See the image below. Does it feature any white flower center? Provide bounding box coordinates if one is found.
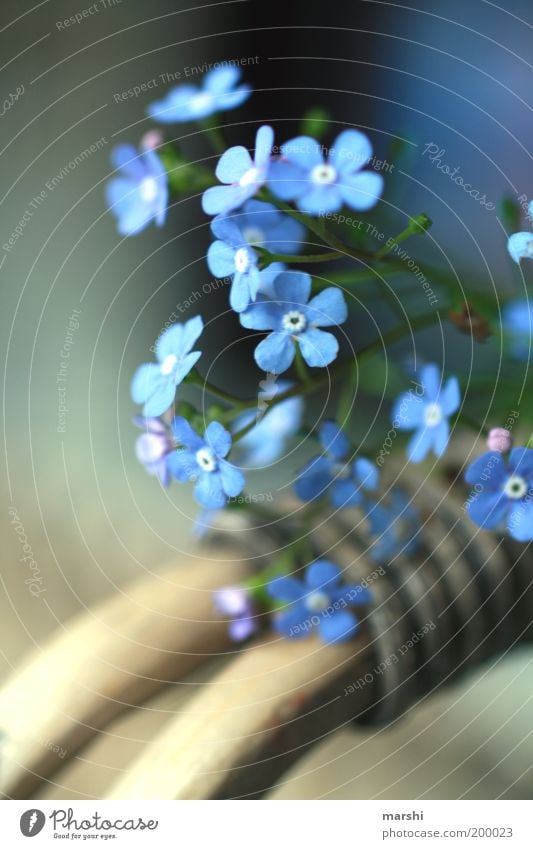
[310,163,337,185]
[190,91,212,112]
[305,591,330,613]
[243,226,265,246]
[234,246,253,274]
[282,310,307,334]
[139,176,159,203]
[239,166,260,188]
[504,474,528,500]
[160,353,178,375]
[332,461,351,479]
[424,402,443,427]
[195,447,217,473]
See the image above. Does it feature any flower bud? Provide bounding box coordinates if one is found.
[487,427,512,453]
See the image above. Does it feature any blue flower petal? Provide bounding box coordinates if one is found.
[216,144,253,184]
[213,86,251,110]
[432,420,450,457]
[254,125,274,169]
[273,604,310,639]
[306,287,348,326]
[298,327,339,367]
[508,447,533,479]
[131,363,162,404]
[391,391,425,429]
[419,363,441,401]
[255,332,295,373]
[204,66,241,94]
[210,215,243,246]
[194,471,226,508]
[268,159,308,201]
[218,460,245,497]
[319,610,359,643]
[331,478,362,508]
[507,500,533,541]
[202,184,244,215]
[338,171,383,211]
[464,451,505,487]
[230,271,252,313]
[155,316,203,361]
[167,449,198,481]
[297,185,343,216]
[207,240,236,277]
[205,421,232,458]
[294,455,332,502]
[273,270,311,305]
[508,231,533,264]
[239,299,283,330]
[467,490,508,529]
[330,129,372,173]
[282,135,324,170]
[320,420,350,459]
[141,378,176,417]
[406,426,436,463]
[439,376,460,416]
[110,144,144,179]
[305,560,341,590]
[266,214,306,254]
[353,457,379,490]
[268,575,303,603]
[171,416,204,450]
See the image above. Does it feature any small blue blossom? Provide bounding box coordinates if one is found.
[202,125,274,216]
[207,213,287,312]
[294,420,379,507]
[146,67,251,123]
[133,416,174,486]
[131,317,203,417]
[213,585,258,641]
[502,299,532,360]
[507,201,533,263]
[465,447,533,542]
[268,129,383,215]
[106,144,168,236]
[232,200,306,254]
[232,380,303,467]
[167,417,245,508]
[268,560,372,644]
[391,363,460,463]
[240,271,347,373]
[366,489,420,563]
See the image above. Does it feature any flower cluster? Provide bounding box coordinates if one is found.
[108,69,533,648]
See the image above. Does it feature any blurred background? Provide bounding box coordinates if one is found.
[1,0,532,798]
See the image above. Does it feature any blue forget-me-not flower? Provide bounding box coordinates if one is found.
[106,144,168,236]
[131,317,203,417]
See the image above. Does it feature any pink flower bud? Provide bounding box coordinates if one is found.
[140,130,163,151]
[487,427,512,453]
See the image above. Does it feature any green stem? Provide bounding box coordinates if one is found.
[257,247,345,268]
[374,213,432,259]
[199,118,226,155]
[187,370,245,407]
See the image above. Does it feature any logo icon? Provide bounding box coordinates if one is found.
[20,810,46,837]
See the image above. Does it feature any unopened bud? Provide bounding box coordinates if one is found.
[487,427,512,453]
[141,130,163,151]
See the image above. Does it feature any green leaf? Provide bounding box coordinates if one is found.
[300,107,331,140]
